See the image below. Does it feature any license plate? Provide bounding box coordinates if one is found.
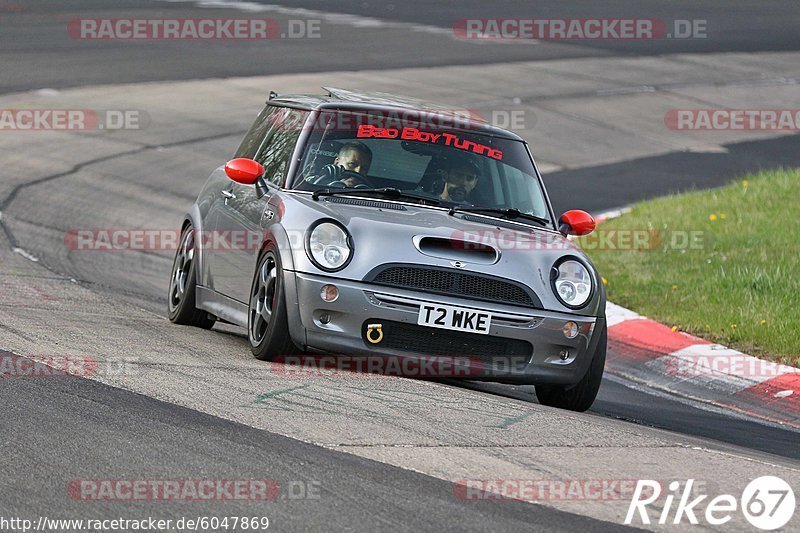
[417,303,492,334]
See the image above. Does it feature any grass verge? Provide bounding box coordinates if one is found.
[578,168,800,366]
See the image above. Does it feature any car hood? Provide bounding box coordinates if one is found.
[279,192,602,315]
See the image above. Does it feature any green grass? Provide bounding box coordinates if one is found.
[578,168,800,366]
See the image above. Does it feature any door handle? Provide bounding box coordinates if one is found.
[221,190,236,200]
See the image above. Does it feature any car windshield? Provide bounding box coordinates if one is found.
[292,109,551,223]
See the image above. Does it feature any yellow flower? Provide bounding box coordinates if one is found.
[741,179,749,187]
[671,284,678,290]
[709,214,718,221]
[671,325,678,332]
[730,324,737,329]
[601,277,607,285]
[760,319,766,326]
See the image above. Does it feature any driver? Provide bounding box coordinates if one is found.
[439,158,480,203]
[317,141,373,187]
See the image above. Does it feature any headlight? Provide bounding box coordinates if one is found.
[307,221,352,272]
[552,259,593,308]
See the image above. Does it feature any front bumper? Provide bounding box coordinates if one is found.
[287,271,604,385]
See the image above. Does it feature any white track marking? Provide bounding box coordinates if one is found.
[606,302,643,327]
[12,247,39,262]
[157,0,452,35]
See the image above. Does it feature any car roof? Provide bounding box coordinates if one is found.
[267,87,525,141]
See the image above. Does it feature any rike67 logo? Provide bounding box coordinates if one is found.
[625,477,795,530]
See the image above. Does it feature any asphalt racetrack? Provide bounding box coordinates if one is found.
[1,1,799,531]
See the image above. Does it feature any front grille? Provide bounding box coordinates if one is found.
[367,265,538,307]
[363,320,532,363]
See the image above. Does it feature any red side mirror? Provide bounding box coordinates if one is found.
[224,158,265,185]
[559,210,596,236]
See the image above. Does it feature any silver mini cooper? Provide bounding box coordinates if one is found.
[168,88,606,411]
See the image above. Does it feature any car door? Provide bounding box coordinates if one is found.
[206,105,307,303]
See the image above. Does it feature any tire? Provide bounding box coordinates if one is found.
[167,224,215,329]
[248,247,298,361]
[535,324,606,412]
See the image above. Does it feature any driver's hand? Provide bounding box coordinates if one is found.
[320,164,346,183]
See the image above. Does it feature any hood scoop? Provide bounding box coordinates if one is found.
[414,236,499,265]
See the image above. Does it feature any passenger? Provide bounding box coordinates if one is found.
[438,158,480,202]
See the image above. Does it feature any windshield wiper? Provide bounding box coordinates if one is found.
[448,206,551,227]
[312,187,442,205]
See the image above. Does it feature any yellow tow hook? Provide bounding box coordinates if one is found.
[366,323,383,344]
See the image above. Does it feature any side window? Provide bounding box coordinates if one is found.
[234,106,309,187]
[234,106,275,159]
[255,108,308,186]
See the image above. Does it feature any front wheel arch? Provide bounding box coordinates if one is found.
[167,222,215,329]
[248,244,299,361]
[535,323,607,412]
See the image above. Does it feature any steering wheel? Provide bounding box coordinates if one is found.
[342,170,375,188]
[315,169,375,188]
[329,180,373,189]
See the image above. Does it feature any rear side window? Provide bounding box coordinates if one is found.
[234,105,308,187]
